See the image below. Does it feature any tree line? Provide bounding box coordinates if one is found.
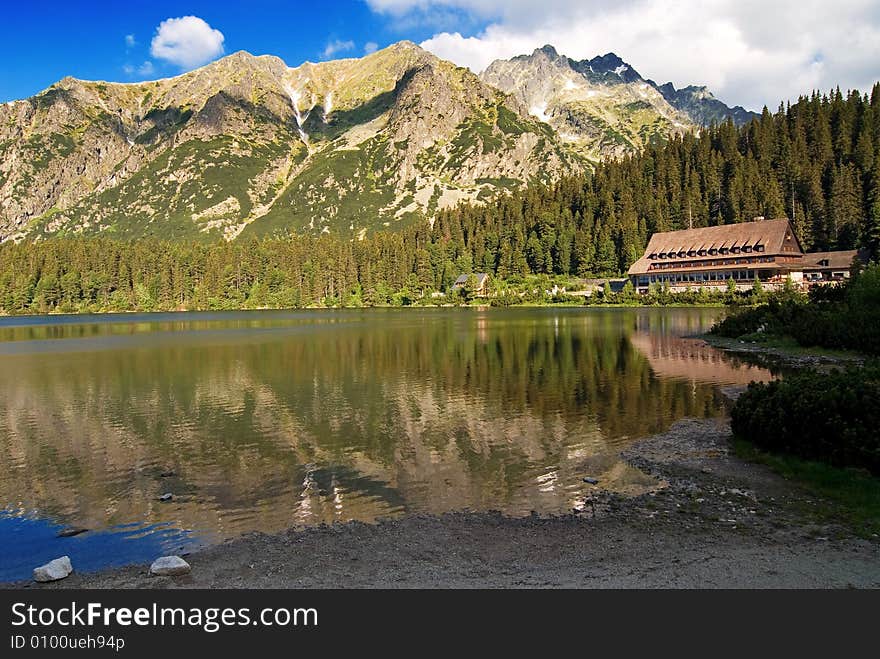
[1,84,879,314]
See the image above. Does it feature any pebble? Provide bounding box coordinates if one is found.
[34,556,73,582]
[149,556,191,576]
[158,493,173,502]
[583,477,600,485]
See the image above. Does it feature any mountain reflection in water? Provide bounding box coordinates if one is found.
[0,308,774,576]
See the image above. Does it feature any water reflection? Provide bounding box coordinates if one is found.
[0,511,196,582]
[0,308,774,578]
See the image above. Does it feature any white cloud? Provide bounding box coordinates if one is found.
[367,0,880,110]
[364,41,379,55]
[122,60,156,78]
[150,16,225,69]
[138,61,155,76]
[125,34,137,48]
[322,39,356,59]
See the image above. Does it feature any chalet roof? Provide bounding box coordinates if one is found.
[801,250,858,271]
[452,273,490,286]
[628,219,800,276]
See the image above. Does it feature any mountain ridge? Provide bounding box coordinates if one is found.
[480,45,757,159]
[0,41,758,244]
[0,42,580,242]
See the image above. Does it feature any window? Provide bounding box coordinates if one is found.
[719,247,729,255]
[731,246,740,254]
[709,248,718,255]
[659,253,667,259]
[687,250,696,257]
[698,249,707,256]
[743,245,752,253]
[755,245,765,253]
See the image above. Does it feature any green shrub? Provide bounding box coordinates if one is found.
[730,363,880,474]
[711,264,880,355]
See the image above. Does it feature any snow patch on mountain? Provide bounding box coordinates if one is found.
[323,92,334,123]
[529,101,551,123]
[284,83,314,149]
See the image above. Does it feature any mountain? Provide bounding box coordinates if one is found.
[0,42,579,243]
[573,48,757,126]
[652,82,757,127]
[480,46,757,159]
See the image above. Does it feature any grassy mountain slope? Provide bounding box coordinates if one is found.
[0,42,580,242]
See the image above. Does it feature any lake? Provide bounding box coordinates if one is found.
[0,308,774,581]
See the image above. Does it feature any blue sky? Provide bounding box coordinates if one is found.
[2,1,878,109]
[0,0,474,102]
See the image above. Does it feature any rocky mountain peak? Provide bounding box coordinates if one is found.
[482,44,757,155]
[0,40,580,243]
[481,47,691,160]
[535,44,560,58]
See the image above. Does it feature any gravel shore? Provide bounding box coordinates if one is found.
[8,415,879,589]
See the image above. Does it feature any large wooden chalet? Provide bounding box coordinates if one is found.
[627,218,862,294]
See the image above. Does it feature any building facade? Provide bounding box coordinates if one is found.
[627,218,860,294]
[451,273,490,296]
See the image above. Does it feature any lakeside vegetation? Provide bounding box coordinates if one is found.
[731,364,880,475]
[0,233,781,315]
[732,438,880,537]
[731,364,880,536]
[720,266,879,533]
[711,264,880,354]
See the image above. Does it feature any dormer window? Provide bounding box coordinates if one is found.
[755,245,765,253]
[698,249,707,256]
[719,247,729,255]
[678,250,686,258]
[659,252,667,259]
[743,246,752,253]
[648,253,657,260]
[709,248,718,255]
[731,246,740,254]
[687,250,696,257]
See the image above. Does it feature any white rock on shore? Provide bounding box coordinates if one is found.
[33,556,73,582]
[150,556,191,576]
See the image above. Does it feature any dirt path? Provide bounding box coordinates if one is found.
[8,415,878,589]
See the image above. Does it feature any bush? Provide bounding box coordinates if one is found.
[730,363,880,474]
[711,264,880,355]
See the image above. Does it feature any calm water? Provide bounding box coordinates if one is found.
[0,308,773,581]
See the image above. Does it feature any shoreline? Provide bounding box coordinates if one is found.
[0,303,727,319]
[699,333,867,368]
[6,415,878,589]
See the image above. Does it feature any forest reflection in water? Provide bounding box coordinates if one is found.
[0,308,773,576]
